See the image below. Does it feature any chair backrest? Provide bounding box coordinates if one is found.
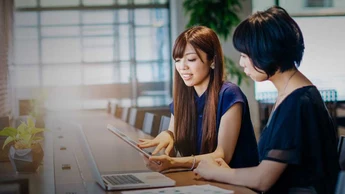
[142,112,155,135]
[338,135,345,170]
[128,108,138,126]
[110,103,117,116]
[158,115,171,134]
[120,107,129,122]
[335,171,345,194]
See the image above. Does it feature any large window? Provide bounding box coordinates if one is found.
[12,0,172,110]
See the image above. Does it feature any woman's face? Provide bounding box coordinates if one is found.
[239,53,267,82]
[175,43,211,95]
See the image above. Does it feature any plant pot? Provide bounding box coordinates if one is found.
[8,143,44,173]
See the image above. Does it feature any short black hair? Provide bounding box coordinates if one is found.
[233,6,305,77]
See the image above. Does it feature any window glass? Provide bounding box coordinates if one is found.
[41,11,79,25]
[13,2,171,108]
[42,38,81,64]
[12,66,40,87]
[82,11,114,24]
[83,64,117,85]
[82,25,113,36]
[83,0,113,6]
[40,0,79,7]
[119,62,131,83]
[15,12,37,26]
[42,65,82,86]
[15,0,37,8]
[42,26,80,37]
[119,25,130,60]
[14,40,39,65]
[117,9,129,23]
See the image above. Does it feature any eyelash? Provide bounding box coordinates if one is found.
[174,58,196,63]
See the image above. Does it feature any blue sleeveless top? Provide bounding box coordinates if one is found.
[170,82,258,168]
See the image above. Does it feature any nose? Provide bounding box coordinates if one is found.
[178,58,188,70]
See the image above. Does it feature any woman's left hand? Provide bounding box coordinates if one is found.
[141,154,174,172]
[193,157,230,180]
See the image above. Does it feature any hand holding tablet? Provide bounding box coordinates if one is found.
[107,124,153,158]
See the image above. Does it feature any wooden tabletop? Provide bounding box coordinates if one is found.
[0,110,256,194]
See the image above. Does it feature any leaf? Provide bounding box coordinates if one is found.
[17,122,27,134]
[31,128,45,135]
[2,136,14,149]
[0,127,17,138]
[32,136,43,141]
[21,134,32,144]
[27,117,35,128]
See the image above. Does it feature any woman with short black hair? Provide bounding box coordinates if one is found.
[194,6,340,194]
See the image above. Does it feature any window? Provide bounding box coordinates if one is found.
[13,0,172,109]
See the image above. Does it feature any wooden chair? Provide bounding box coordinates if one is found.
[142,112,156,135]
[338,135,345,170]
[158,115,171,134]
[110,103,118,116]
[120,107,129,122]
[128,108,138,127]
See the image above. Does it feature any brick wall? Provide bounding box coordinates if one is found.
[0,0,13,117]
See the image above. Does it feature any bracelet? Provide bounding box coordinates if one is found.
[190,155,196,170]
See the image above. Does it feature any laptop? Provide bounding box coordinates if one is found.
[78,126,176,191]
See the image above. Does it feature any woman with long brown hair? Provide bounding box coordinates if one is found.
[138,26,258,172]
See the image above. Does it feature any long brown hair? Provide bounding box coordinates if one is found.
[172,26,225,156]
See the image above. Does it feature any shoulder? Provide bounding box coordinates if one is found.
[217,82,247,115]
[283,85,321,110]
[220,82,245,99]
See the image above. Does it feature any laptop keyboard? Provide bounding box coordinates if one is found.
[103,174,144,185]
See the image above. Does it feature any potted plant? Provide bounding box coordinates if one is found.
[0,117,45,173]
[183,0,248,85]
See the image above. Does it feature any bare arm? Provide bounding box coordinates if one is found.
[149,103,243,170]
[194,159,287,192]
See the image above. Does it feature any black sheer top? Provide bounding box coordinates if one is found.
[258,86,339,194]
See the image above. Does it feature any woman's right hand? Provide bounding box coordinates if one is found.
[137,131,174,155]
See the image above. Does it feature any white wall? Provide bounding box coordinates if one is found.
[170,0,260,137]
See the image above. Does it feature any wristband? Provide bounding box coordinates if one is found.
[190,155,196,170]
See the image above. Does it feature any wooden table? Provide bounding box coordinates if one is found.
[0,110,256,194]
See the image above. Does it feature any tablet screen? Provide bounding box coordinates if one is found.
[107,124,152,158]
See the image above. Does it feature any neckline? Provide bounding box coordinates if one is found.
[194,88,206,99]
[268,85,315,121]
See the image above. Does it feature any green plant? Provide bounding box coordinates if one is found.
[183,0,248,85]
[0,117,45,149]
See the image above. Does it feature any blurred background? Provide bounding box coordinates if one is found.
[1,0,345,139]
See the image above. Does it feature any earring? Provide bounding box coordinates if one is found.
[210,63,215,69]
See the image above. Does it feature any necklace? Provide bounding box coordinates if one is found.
[278,70,298,98]
[273,70,298,111]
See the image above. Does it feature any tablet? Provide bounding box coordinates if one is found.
[107,124,152,158]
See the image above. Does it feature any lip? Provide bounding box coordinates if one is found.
[180,73,192,80]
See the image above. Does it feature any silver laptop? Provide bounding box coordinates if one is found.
[78,127,176,191]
